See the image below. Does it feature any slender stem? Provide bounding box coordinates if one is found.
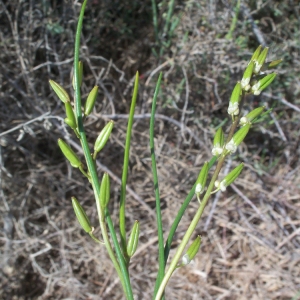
[151,0,158,44]
[150,73,165,299]
[73,1,133,299]
[163,156,217,262]
[120,72,139,257]
[155,103,244,299]
[155,155,226,300]
[154,156,217,296]
[106,209,133,298]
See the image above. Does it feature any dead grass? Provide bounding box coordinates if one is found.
[0,0,300,299]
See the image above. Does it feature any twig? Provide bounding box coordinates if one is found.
[275,227,300,251]
[269,111,287,142]
[0,112,51,137]
[180,66,190,141]
[264,93,300,113]
[145,58,174,86]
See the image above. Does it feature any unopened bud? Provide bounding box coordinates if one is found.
[250,45,262,63]
[215,163,244,192]
[251,73,277,95]
[84,86,98,116]
[72,197,92,233]
[64,102,77,129]
[254,47,269,74]
[49,80,70,103]
[241,61,254,91]
[94,121,114,155]
[99,173,110,209]
[195,162,208,197]
[58,139,82,168]
[228,82,242,116]
[225,124,251,154]
[239,106,265,126]
[127,220,140,258]
[182,236,202,266]
[212,127,224,156]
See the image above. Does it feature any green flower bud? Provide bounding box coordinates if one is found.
[195,162,208,197]
[267,59,282,69]
[64,102,77,129]
[228,82,242,116]
[72,197,93,233]
[84,86,99,116]
[182,236,201,266]
[239,106,265,126]
[72,61,83,90]
[250,45,262,62]
[241,61,254,91]
[212,127,225,156]
[127,220,140,258]
[49,80,70,103]
[94,121,114,155]
[58,138,82,168]
[99,173,110,209]
[64,118,76,129]
[254,47,269,74]
[261,59,283,72]
[251,73,277,95]
[225,124,251,154]
[215,163,244,192]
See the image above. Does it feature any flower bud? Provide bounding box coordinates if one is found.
[254,47,269,74]
[49,80,70,103]
[228,82,242,116]
[182,236,201,266]
[239,106,265,126]
[195,162,208,197]
[241,61,254,91]
[72,61,83,90]
[94,121,114,155]
[215,163,244,192]
[64,102,77,129]
[99,173,110,209]
[250,45,262,63]
[58,139,82,168]
[127,220,140,258]
[251,73,277,95]
[72,197,93,233]
[225,124,251,154]
[84,86,99,116]
[261,59,283,72]
[212,127,225,156]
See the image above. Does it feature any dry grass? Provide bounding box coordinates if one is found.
[0,0,300,299]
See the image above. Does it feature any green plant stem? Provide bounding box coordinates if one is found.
[153,156,217,297]
[73,1,133,299]
[105,209,133,297]
[155,108,243,299]
[150,73,165,299]
[151,0,158,44]
[155,155,226,300]
[163,156,217,262]
[120,72,139,258]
